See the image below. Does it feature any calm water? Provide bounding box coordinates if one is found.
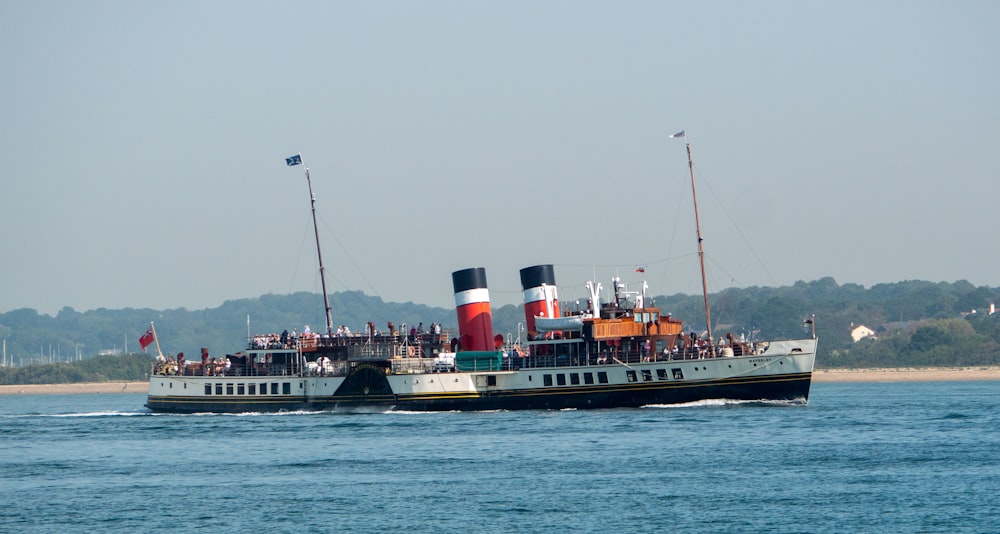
[1,382,998,533]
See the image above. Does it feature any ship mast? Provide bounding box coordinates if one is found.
[291,156,334,336]
[674,131,715,356]
[307,167,335,336]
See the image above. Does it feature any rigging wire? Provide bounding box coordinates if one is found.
[689,159,777,288]
[287,210,383,326]
[286,214,312,295]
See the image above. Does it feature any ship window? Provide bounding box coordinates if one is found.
[216,384,223,395]
[570,373,580,385]
[597,372,609,384]
[487,375,497,387]
[260,384,267,395]
[557,374,566,386]
[672,368,684,380]
[204,384,212,395]
[584,372,594,385]
[656,369,667,380]
[626,370,637,382]
[641,370,652,382]
[169,382,173,389]
[299,382,304,389]
[226,384,234,395]
[270,382,279,395]
[543,375,553,386]
[237,384,245,395]
[282,382,291,394]
[248,384,256,395]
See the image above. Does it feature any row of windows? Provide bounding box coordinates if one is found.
[540,368,685,387]
[542,371,609,387]
[626,368,685,382]
[204,382,295,396]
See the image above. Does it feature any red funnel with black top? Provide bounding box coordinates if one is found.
[452,267,495,352]
[519,264,560,335]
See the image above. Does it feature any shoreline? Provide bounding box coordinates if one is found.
[1,367,999,395]
[812,366,1000,383]
[0,381,149,396]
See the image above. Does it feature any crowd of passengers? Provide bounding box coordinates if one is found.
[521,331,761,368]
[641,332,759,360]
[153,350,236,376]
[250,321,446,349]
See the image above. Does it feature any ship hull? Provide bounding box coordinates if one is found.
[146,339,816,414]
[145,373,811,413]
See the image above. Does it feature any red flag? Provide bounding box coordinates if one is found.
[139,327,154,351]
[635,266,646,273]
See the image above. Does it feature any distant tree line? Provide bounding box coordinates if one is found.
[652,277,1000,368]
[0,353,152,385]
[1,278,998,384]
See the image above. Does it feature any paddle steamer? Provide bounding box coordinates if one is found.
[145,138,817,413]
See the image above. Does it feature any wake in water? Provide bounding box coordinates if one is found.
[1,410,150,418]
[642,397,807,409]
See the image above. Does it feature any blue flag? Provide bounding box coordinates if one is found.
[285,154,302,166]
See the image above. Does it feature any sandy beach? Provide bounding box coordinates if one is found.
[0,382,150,396]
[1,367,998,395]
[812,366,1000,383]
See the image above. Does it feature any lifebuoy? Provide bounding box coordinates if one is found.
[406,346,415,357]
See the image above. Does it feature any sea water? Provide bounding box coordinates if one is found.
[1,381,998,533]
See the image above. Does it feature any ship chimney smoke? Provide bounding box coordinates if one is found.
[452,267,495,352]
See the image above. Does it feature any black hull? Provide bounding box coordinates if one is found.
[401,374,811,411]
[145,373,811,414]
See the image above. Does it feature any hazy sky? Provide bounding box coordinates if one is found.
[2,1,998,317]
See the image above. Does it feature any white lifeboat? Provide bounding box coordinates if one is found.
[533,315,589,333]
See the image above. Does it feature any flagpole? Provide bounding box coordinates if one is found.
[673,131,715,356]
[291,154,335,336]
[150,321,164,359]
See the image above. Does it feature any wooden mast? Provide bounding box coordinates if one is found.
[149,321,164,359]
[303,164,334,336]
[677,132,715,356]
